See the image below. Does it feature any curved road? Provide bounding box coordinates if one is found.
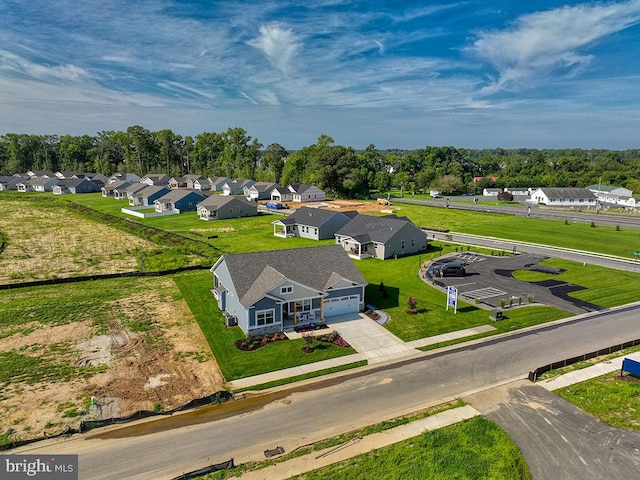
[16,304,640,479]
[392,196,640,230]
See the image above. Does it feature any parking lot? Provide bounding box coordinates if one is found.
[426,252,602,314]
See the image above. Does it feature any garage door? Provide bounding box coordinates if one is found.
[324,295,360,317]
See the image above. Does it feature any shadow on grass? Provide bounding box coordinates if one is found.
[365,284,400,308]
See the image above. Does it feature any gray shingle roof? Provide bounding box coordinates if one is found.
[216,244,367,308]
[335,214,418,244]
[538,188,596,199]
[280,207,349,227]
[198,195,254,208]
[156,189,206,203]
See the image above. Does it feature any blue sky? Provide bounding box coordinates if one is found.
[1,0,640,149]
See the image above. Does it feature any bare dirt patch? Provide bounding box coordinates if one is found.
[0,278,225,442]
[289,199,394,214]
[0,200,156,284]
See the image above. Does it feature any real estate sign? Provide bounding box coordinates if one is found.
[446,286,458,314]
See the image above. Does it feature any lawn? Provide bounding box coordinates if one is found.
[512,258,640,307]
[172,271,357,381]
[287,416,531,480]
[373,202,640,259]
[555,372,640,431]
[356,246,570,343]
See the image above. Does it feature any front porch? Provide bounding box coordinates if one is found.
[273,222,296,238]
[282,308,323,332]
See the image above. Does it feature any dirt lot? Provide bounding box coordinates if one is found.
[288,198,396,214]
[0,279,225,442]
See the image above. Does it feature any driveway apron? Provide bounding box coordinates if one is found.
[465,380,640,480]
[326,313,420,364]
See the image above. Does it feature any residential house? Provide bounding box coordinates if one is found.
[115,182,146,200]
[154,189,207,214]
[245,182,279,201]
[270,186,294,202]
[128,185,171,207]
[52,178,101,195]
[222,178,255,196]
[211,244,368,335]
[26,170,55,179]
[168,176,187,189]
[197,195,258,221]
[208,176,231,192]
[273,207,356,240]
[55,171,80,179]
[81,173,109,185]
[473,176,498,183]
[482,187,502,197]
[193,178,212,191]
[102,180,132,197]
[288,184,325,202]
[587,184,634,207]
[504,187,531,196]
[26,177,59,192]
[139,174,171,186]
[108,173,141,184]
[334,214,428,260]
[0,175,27,191]
[529,188,597,207]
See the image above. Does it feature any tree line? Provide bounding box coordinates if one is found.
[1,126,639,198]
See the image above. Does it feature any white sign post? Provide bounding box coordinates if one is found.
[446,286,458,314]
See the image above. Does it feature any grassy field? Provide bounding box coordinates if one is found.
[512,258,640,307]
[286,417,530,480]
[173,271,357,381]
[555,372,640,431]
[357,246,570,343]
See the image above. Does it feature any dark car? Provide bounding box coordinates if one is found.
[436,263,466,277]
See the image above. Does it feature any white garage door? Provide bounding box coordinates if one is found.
[324,295,360,317]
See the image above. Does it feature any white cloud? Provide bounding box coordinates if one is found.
[471,0,640,94]
[0,50,90,82]
[248,23,300,75]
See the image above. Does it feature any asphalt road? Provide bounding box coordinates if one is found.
[392,196,640,230]
[16,304,640,480]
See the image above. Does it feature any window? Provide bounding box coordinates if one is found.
[411,238,415,247]
[299,298,312,311]
[256,309,275,326]
[281,285,293,294]
[401,240,405,249]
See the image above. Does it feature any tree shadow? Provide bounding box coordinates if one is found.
[365,284,400,308]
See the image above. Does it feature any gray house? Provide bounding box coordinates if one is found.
[52,178,101,195]
[211,244,368,335]
[246,182,280,201]
[116,182,146,200]
[196,195,258,221]
[273,207,356,240]
[154,189,207,213]
[334,214,428,260]
[222,178,255,195]
[208,176,231,192]
[102,180,132,197]
[0,175,27,191]
[140,174,171,186]
[128,185,171,207]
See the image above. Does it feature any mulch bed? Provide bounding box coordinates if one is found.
[235,332,288,351]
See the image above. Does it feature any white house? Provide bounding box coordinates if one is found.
[482,188,502,197]
[587,184,634,207]
[288,184,325,202]
[529,188,597,207]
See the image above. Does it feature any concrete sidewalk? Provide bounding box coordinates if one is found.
[233,405,481,480]
[230,350,640,479]
[537,351,640,391]
[228,322,498,390]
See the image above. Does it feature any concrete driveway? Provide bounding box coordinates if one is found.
[427,252,602,314]
[325,313,420,364]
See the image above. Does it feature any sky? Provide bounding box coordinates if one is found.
[1,0,640,150]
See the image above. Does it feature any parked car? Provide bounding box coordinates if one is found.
[436,263,466,277]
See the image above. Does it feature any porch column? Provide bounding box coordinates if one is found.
[320,298,324,319]
[293,301,297,325]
